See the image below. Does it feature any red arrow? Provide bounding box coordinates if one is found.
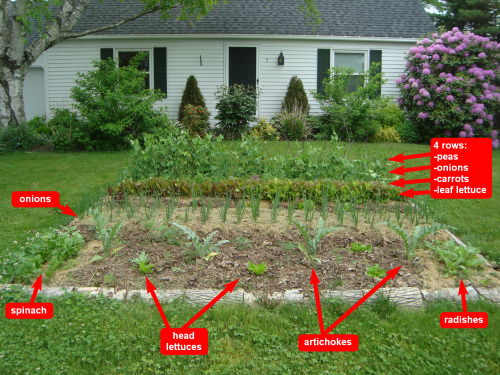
[323,266,401,335]
[390,177,431,188]
[310,269,324,333]
[399,189,431,198]
[458,279,468,313]
[57,203,78,217]
[145,277,170,328]
[389,152,431,163]
[389,165,431,176]
[30,275,42,303]
[183,279,239,328]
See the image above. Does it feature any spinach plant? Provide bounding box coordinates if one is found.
[350,242,372,252]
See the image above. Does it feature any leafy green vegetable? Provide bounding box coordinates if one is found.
[248,262,267,275]
[426,241,484,277]
[350,242,372,252]
[366,264,386,278]
[131,251,153,274]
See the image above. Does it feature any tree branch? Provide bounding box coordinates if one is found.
[26,0,166,65]
[61,5,162,40]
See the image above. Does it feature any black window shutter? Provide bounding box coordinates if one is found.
[100,48,113,60]
[369,50,382,98]
[317,49,330,95]
[154,47,167,96]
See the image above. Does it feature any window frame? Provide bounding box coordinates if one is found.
[115,48,153,89]
[332,50,369,91]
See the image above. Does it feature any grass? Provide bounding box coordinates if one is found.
[0,288,498,374]
[0,152,129,256]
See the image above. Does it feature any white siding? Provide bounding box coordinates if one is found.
[23,67,46,121]
[41,36,415,122]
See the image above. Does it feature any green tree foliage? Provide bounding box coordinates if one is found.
[434,0,500,41]
[214,85,258,140]
[282,76,310,114]
[178,75,207,122]
[314,63,388,141]
[71,53,168,150]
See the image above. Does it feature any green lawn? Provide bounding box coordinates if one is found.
[0,288,498,374]
[0,152,129,256]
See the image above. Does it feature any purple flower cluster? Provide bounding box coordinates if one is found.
[397,28,500,148]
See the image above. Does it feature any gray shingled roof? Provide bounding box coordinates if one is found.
[70,0,434,39]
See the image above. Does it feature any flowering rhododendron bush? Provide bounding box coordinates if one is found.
[397,28,499,148]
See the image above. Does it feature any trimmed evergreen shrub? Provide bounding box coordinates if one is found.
[282,76,310,114]
[372,127,401,143]
[178,75,207,123]
[397,121,421,143]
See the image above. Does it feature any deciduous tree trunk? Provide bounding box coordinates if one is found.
[0,65,27,126]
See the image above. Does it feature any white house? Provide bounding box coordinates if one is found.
[24,0,435,122]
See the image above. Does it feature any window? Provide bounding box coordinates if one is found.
[333,52,367,92]
[100,48,167,95]
[118,50,151,89]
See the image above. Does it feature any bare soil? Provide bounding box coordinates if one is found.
[49,198,500,293]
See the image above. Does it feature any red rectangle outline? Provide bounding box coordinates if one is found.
[298,334,358,352]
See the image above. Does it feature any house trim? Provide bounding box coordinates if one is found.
[80,34,421,43]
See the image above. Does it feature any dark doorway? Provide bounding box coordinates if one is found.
[229,47,257,88]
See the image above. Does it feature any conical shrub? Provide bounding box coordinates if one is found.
[178,75,206,122]
[282,76,310,114]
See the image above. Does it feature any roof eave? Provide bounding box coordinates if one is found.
[77,33,422,43]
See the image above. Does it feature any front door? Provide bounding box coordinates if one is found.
[228,47,257,88]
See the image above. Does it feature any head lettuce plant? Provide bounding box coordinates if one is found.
[397,28,499,147]
[248,262,267,275]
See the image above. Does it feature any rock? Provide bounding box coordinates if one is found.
[476,288,500,304]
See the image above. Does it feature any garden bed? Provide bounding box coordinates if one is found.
[47,197,500,293]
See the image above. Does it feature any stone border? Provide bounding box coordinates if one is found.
[1,284,498,307]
